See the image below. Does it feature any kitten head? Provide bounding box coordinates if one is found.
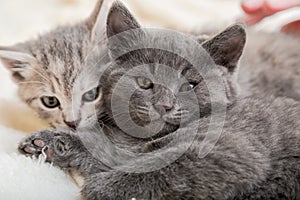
[0,0,110,129]
[102,1,246,138]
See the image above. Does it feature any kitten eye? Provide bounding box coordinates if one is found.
[41,96,60,109]
[82,86,100,102]
[136,77,153,90]
[179,82,196,92]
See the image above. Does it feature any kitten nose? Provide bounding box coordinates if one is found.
[162,103,174,111]
[64,119,81,129]
[154,103,174,114]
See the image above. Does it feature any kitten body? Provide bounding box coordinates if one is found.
[80,96,300,200]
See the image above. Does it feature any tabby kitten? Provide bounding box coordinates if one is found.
[18,2,296,199]
[0,0,110,129]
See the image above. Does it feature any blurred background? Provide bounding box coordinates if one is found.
[0,0,241,44]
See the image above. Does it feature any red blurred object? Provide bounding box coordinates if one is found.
[241,0,264,14]
[240,0,300,36]
[264,0,300,13]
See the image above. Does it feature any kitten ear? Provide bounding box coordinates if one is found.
[86,0,109,45]
[202,24,246,73]
[106,1,141,38]
[0,46,37,83]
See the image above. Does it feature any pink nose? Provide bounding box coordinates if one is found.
[64,119,81,129]
[161,103,174,111]
[154,103,174,114]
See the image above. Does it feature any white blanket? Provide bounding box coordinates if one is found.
[0,125,80,200]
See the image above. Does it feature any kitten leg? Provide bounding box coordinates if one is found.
[81,146,268,200]
[18,130,111,175]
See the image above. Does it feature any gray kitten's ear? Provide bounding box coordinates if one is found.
[106,1,140,38]
[106,1,142,61]
[202,24,246,72]
[86,0,109,44]
[0,46,36,83]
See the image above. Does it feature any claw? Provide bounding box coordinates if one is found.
[41,146,48,158]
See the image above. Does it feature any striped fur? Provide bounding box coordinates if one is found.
[0,0,110,128]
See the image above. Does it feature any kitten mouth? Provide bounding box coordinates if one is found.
[134,106,190,126]
[163,116,182,125]
[163,110,190,125]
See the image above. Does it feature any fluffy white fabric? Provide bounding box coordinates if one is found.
[0,125,80,200]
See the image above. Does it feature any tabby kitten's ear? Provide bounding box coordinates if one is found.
[86,0,109,45]
[202,24,246,73]
[106,1,141,38]
[0,46,37,83]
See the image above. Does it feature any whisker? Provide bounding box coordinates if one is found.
[137,110,149,115]
[137,105,149,112]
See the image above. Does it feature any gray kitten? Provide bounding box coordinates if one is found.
[0,0,110,129]
[18,2,300,200]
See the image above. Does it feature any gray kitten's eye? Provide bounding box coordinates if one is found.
[41,96,60,109]
[179,82,196,92]
[82,87,100,102]
[136,77,153,90]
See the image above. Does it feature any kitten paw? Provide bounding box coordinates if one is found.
[18,130,57,161]
[18,130,83,164]
[18,130,110,174]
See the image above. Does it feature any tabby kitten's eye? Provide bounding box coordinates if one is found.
[82,87,100,102]
[136,77,153,89]
[179,82,196,92]
[41,96,60,109]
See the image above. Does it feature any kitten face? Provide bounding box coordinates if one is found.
[103,51,206,134]
[7,27,108,129]
[104,46,238,136]
[101,2,246,138]
[0,0,109,129]
[129,69,198,127]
